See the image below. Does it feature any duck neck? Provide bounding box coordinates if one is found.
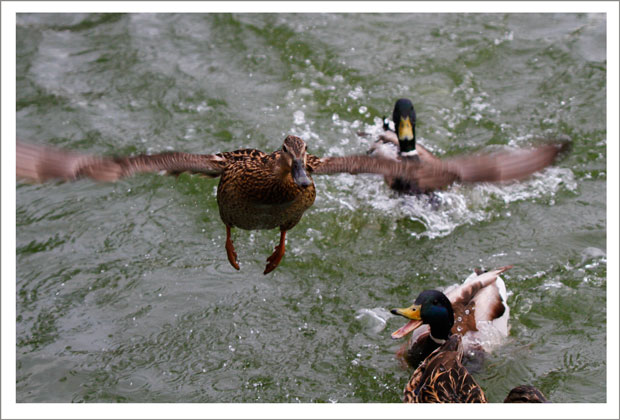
[428,322,452,343]
[427,313,453,343]
[398,126,416,155]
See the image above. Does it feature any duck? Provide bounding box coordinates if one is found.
[397,288,548,403]
[367,98,571,195]
[17,133,566,274]
[503,385,549,403]
[391,266,512,370]
[400,290,488,403]
[16,135,439,274]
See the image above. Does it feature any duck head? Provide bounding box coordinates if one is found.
[504,385,549,403]
[391,290,454,342]
[280,135,312,188]
[392,98,417,154]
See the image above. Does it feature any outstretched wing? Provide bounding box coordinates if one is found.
[16,141,227,183]
[411,141,570,191]
[306,153,421,179]
[307,139,568,192]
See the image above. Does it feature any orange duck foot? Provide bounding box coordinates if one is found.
[264,231,286,275]
[225,225,240,270]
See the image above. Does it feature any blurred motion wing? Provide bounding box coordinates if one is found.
[16,141,226,183]
[307,154,421,178]
[415,141,570,191]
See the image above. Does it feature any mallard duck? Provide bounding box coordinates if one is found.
[16,135,437,274]
[397,288,548,403]
[391,266,511,370]
[368,98,571,194]
[400,291,487,403]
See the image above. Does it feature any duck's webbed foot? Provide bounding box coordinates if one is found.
[264,230,286,275]
[225,225,240,270]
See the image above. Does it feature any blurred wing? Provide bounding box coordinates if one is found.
[16,141,226,183]
[415,143,442,164]
[421,141,569,190]
[307,154,421,179]
[377,130,399,145]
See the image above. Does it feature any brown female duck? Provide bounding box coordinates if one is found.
[17,135,565,274]
[17,135,428,274]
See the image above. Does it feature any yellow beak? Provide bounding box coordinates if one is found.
[398,116,414,141]
[391,303,421,320]
[390,304,422,339]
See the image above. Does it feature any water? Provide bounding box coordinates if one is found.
[15,13,606,403]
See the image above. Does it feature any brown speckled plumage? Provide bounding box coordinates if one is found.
[403,335,487,403]
[215,148,316,231]
[402,335,548,403]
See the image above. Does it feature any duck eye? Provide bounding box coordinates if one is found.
[433,300,438,305]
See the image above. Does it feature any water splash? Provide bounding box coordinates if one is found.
[355,308,392,334]
[311,117,578,239]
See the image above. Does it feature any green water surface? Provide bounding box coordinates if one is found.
[16,13,606,403]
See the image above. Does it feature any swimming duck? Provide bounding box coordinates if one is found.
[17,135,436,274]
[391,266,511,370]
[400,290,488,403]
[396,287,548,403]
[368,98,570,194]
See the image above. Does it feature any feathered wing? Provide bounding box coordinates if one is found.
[309,140,568,192]
[377,130,399,146]
[415,141,569,190]
[444,265,512,329]
[306,153,422,179]
[415,143,442,164]
[16,141,227,183]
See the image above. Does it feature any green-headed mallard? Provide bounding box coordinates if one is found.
[391,266,512,370]
[400,290,487,403]
[17,134,565,274]
[397,288,548,403]
[368,98,570,194]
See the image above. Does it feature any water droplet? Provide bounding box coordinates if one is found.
[457,326,462,332]
[457,316,462,322]
[465,309,470,315]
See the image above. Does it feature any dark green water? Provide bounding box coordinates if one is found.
[16,13,606,403]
